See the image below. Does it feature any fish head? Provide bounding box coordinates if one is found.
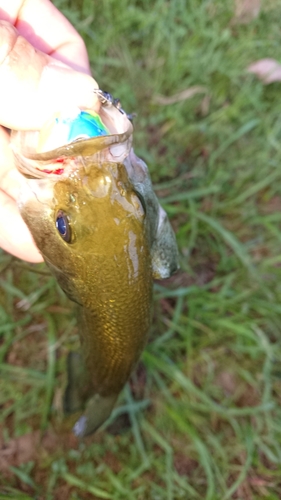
[18,160,148,305]
[12,99,178,302]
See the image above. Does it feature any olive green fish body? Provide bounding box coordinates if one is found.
[13,103,179,436]
[19,160,154,435]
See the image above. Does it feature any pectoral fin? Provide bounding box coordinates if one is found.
[152,206,179,279]
[124,150,179,280]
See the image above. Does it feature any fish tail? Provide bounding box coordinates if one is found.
[64,351,118,437]
[72,393,118,437]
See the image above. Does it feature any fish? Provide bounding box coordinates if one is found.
[11,92,179,437]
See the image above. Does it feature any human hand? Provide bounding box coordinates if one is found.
[0,0,100,262]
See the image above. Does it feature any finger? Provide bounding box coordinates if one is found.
[0,126,23,200]
[0,21,100,130]
[0,0,91,73]
[0,126,43,261]
[0,189,43,262]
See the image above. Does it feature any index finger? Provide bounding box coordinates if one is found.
[0,21,99,130]
[0,0,90,73]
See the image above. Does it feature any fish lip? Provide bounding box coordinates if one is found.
[11,102,133,180]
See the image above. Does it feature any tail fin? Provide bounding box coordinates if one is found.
[73,393,117,437]
[64,351,118,437]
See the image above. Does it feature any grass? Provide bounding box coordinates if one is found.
[1,0,281,498]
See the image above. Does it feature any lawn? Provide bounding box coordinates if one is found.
[1,0,281,498]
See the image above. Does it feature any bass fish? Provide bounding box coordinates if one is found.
[12,91,179,437]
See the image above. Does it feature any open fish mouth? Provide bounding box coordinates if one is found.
[11,90,133,180]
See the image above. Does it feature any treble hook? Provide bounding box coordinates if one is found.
[93,89,135,122]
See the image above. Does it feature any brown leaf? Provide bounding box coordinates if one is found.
[154,86,208,105]
[260,196,281,214]
[0,431,40,471]
[233,0,261,24]
[248,58,281,83]
[174,453,198,476]
[216,371,237,396]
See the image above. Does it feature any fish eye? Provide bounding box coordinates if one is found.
[56,210,71,243]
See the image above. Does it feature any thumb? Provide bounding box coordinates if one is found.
[0,21,100,131]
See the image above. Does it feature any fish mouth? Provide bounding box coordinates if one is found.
[11,90,133,180]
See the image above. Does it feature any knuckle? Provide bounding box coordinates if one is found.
[0,21,18,66]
